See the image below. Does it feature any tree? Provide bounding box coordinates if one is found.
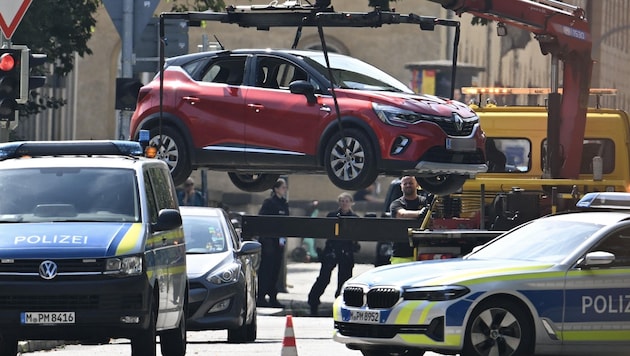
[11,0,100,115]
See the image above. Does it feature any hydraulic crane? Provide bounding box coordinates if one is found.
[428,0,593,180]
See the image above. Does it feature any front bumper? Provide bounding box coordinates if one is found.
[186,277,247,331]
[0,276,152,340]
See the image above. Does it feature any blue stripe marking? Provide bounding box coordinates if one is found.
[446,291,483,326]
[519,290,564,322]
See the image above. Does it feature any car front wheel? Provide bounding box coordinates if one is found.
[149,126,192,187]
[324,128,377,191]
[463,298,534,356]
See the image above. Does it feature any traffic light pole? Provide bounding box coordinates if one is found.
[0,33,11,143]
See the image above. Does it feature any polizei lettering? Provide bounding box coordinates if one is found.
[582,295,630,314]
[14,235,89,245]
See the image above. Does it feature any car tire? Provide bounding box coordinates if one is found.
[463,298,534,356]
[159,314,187,356]
[131,296,157,356]
[227,297,257,343]
[228,173,280,192]
[416,174,467,195]
[324,128,377,191]
[0,334,17,356]
[149,126,192,187]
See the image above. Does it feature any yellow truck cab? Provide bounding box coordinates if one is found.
[447,89,630,230]
[0,140,187,356]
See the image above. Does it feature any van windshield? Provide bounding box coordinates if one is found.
[0,168,140,223]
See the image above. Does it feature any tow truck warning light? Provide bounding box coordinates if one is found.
[461,87,617,96]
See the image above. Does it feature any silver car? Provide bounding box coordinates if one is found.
[181,206,260,343]
[333,203,630,356]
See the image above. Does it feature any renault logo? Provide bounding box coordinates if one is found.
[39,260,58,280]
[452,113,464,132]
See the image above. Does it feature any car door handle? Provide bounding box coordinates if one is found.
[182,96,200,104]
[248,103,264,113]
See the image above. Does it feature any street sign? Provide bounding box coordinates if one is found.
[134,18,189,73]
[102,0,160,49]
[0,0,32,39]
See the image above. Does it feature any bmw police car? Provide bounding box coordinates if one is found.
[0,140,187,356]
[333,192,630,356]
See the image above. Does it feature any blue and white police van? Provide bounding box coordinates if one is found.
[0,140,187,356]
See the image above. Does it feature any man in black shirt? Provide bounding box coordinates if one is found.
[389,176,429,263]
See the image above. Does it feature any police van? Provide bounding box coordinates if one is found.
[0,140,187,356]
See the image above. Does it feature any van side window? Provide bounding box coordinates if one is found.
[148,167,179,211]
[143,170,158,224]
[542,138,615,175]
[486,138,531,173]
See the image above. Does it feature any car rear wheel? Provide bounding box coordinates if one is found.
[416,174,467,195]
[463,298,534,356]
[324,128,377,191]
[149,126,192,187]
[228,173,280,192]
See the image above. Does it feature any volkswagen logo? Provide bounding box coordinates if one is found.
[39,260,58,280]
[452,113,464,132]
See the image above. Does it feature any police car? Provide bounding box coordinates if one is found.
[333,192,630,356]
[0,140,187,356]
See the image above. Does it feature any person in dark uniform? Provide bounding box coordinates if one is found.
[256,178,289,308]
[307,192,360,316]
[389,176,429,264]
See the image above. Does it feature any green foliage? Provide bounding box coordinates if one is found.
[165,0,227,12]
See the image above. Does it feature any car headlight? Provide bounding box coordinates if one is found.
[373,103,423,126]
[403,285,469,301]
[105,255,143,276]
[207,263,241,284]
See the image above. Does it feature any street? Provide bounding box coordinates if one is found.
[26,314,448,356]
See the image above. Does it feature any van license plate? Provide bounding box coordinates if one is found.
[348,310,381,323]
[446,138,476,152]
[21,312,75,324]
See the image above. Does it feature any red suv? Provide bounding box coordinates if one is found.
[130,49,487,194]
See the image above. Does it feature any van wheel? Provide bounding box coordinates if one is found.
[160,314,186,356]
[324,129,377,191]
[228,173,280,192]
[416,174,467,195]
[0,334,17,356]
[149,126,192,187]
[131,297,157,356]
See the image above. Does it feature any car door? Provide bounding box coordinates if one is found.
[178,55,248,166]
[562,226,630,352]
[243,55,327,168]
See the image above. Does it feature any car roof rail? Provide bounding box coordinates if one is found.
[0,140,144,160]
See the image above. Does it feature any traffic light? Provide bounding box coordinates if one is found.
[0,49,22,121]
[115,78,143,110]
[26,51,47,92]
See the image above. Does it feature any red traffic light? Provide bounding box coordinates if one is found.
[0,53,15,72]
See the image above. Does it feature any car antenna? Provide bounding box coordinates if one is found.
[213,35,225,50]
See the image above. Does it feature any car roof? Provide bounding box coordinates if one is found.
[543,210,630,225]
[166,48,348,66]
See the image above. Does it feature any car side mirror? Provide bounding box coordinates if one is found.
[577,251,615,268]
[237,240,262,256]
[153,209,182,232]
[289,80,317,104]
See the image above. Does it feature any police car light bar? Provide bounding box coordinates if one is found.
[0,140,144,160]
[461,87,617,96]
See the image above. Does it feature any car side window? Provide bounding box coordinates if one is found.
[592,227,630,267]
[200,57,246,85]
[255,57,308,90]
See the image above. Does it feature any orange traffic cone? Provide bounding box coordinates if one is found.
[281,314,298,356]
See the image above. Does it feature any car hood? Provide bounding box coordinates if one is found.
[0,222,145,259]
[339,89,477,118]
[186,251,232,279]
[347,258,555,288]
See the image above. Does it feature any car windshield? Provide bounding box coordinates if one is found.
[467,218,602,263]
[0,167,139,223]
[302,53,413,93]
[183,215,228,254]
